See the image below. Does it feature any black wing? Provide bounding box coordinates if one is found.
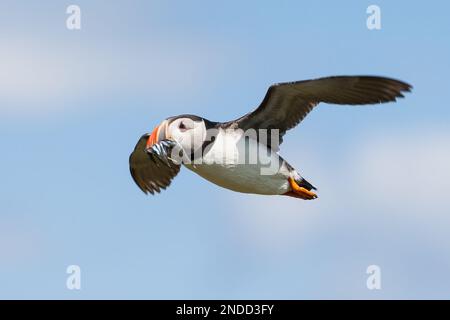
[129,134,181,194]
[228,76,411,149]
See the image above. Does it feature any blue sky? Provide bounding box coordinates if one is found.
[0,0,449,299]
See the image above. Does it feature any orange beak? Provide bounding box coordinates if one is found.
[146,124,161,148]
[146,120,169,149]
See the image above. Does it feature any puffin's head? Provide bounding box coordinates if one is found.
[146,115,207,155]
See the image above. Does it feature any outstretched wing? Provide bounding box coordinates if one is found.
[129,134,181,194]
[229,76,411,149]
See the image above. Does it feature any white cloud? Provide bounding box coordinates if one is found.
[354,130,450,208]
[351,129,450,250]
[228,129,450,253]
[0,219,46,266]
[0,35,228,117]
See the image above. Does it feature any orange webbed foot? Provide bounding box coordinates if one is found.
[285,177,318,200]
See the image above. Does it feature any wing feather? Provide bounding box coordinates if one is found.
[129,134,181,194]
[228,76,411,149]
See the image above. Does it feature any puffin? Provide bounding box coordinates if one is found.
[129,75,411,200]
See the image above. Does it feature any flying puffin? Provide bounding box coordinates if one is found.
[129,76,411,200]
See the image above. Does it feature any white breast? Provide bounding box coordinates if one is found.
[184,129,290,195]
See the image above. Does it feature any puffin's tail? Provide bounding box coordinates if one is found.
[296,177,316,191]
[282,162,318,199]
[284,161,317,191]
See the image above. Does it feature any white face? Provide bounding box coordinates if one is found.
[167,117,206,154]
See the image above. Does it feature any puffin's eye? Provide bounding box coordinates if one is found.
[179,122,186,130]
